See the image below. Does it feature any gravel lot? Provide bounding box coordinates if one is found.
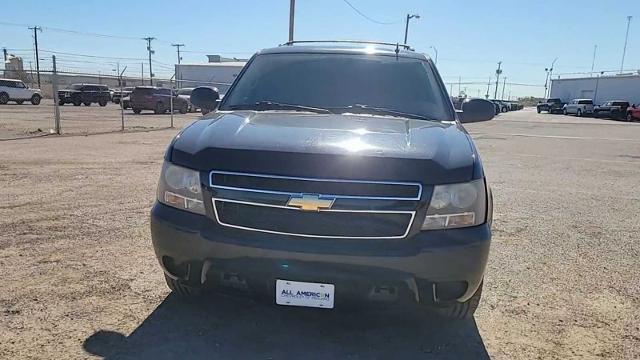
[0,105,639,359]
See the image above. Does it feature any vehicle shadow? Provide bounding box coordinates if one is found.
[83,293,489,359]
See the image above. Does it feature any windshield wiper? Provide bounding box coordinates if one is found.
[227,101,331,114]
[330,104,434,121]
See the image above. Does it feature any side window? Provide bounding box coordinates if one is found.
[0,80,8,87]
[15,82,25,89]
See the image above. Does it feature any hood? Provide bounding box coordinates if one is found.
[171,111,478,184]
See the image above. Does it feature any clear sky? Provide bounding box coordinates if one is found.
[1,0,638,98]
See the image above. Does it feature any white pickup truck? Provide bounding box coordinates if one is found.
[0,78,42,105]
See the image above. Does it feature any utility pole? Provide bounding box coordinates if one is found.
[458,76,461,96]
[289,0,295,42]
[501,77,507,100]
[620,16,632,73]
[543,58,557,98]
[494,61,502,100]
[2,47,7,62]
[28,26,42,88]
[404,14,420,44]
[591,44,597,74]
[429,46,438,65]
[141,62,144,85]
[52,55,60,134]
[144,37,155,85]
[485,77,491,99]
[171,43,184,64]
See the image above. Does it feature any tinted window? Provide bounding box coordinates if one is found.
[0,80,12,87]
[133,87,154,95]
[222,53,451,120]
[70,84,84,90]
[578,100,593,105]
[612,101,628,107]
[14,82,25,88]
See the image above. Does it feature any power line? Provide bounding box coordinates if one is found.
[341,0,402,25]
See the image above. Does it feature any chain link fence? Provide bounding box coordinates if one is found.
[1,60,231,140]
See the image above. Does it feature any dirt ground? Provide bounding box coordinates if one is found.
[0,105,639,359]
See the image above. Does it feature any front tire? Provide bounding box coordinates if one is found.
[133,108,142,114]
[30,94,41,105]
[98,100,107,107]
[179,103,188,114]
[536,107,541,113]
[577,109,582,117]
[563,108,567,115]
[432,281,483,319]
[84,102,92,107]
[164,274,203,296]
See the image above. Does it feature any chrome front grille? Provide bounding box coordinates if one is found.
[209,171,422,239]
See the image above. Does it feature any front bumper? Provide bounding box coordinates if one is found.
[150,202,491,306]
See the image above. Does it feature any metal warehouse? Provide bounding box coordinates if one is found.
[550,74,640,105]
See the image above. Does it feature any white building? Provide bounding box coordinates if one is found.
[550,73,640,105]
[175,62,246,94]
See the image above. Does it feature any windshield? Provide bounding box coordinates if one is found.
[221,53,451,120]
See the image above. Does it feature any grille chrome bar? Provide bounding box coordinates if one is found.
[210,170,422,201]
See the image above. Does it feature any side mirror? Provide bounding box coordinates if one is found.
[191,86,220,113]
[459,98,495,123]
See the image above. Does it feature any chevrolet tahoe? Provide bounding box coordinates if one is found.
[150,41,495,319]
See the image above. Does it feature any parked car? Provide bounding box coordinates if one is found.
[112,87,134,104]
[129,86,189,114]
[593,100,629,120]
[151,41,496,319]
[176,87,196,112]
[58,83,111,106]
[122,96,131,109]
[0,78,42,105]
[489,100,501,115]
[536,98,565,114]
[563,99,594,117]
[627,105,640,122]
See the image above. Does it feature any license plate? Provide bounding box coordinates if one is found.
[275,279,335,309]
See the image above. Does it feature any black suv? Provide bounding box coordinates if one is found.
[536,98,565,114]
[150,42,495,319]
[58,83,111,106]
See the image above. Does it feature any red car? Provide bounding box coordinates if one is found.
[628,105,640,122]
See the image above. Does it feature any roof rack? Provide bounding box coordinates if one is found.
[281,40,414,51]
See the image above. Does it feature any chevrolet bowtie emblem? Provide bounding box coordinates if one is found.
[286,194,335,212]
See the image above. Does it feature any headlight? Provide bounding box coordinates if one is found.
[422,179,486,230]
[157,162,205,215]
